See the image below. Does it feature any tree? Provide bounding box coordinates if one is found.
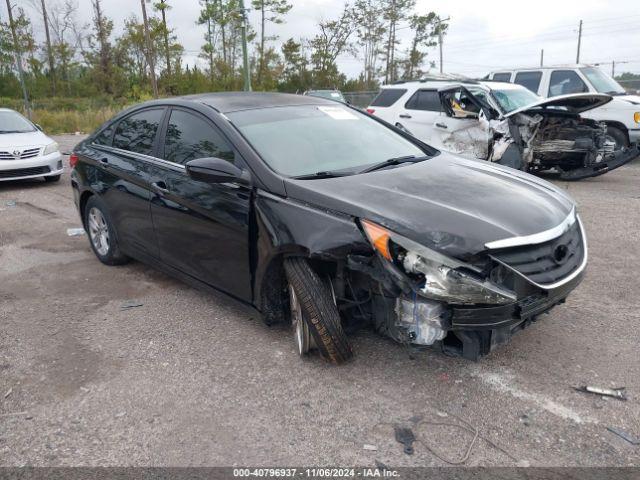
[140,0,158,97]
[154,0,172,77]
[354,0,386,88]
[87,0,115,94]
[401,12,439,80]
[251,0,291,86]
[309,3,357,87]
[382,0,414,84]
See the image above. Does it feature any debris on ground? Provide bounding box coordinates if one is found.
[607,427,640,445]
[394,425,415,455]
[5,200,16,207]
[574,385,627,401]
[363,444,377,451]
[4,387,12,398]
[121,300,144,310]
[66,228,86,237]
[374,460,390,471]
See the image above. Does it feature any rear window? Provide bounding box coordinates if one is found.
[492,72,512,82]
[370,89,407,107]
[514,71,542,93]
[405,90,441,111]
[113,108,164,156]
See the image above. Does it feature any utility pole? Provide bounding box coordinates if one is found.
[140,0,159,98]
[576,19,582,64]
[4,0,31,118]
[540,49,544,67]
[610,60,628,77]
[239,0,251,91]
[436,16,450,74]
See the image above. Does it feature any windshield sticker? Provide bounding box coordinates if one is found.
[317,106,358,120]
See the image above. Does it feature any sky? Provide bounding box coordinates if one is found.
[9,0,640,81]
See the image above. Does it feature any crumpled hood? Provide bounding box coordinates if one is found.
[0,130,52,149]
[283,153,575,259]
[504,93,612,118]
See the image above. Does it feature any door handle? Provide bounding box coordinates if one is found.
[435,122,448,129]
[399,114,412,119]
[151,181,170,195]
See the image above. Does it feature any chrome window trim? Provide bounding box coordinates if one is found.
[485,207,576,250]
[92,144,186,172]
[490,214,588,291]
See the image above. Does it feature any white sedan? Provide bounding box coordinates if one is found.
[0,108,63,182]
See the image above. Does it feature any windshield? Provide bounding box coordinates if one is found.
[491,87,541,113]
[580,67,626,95]
[308,91,345,102]
[229,105,427,177]
[0,110,36,133]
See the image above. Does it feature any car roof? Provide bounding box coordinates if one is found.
[177,92,334,113]
[0,108,18,113]
[490,64,593,72]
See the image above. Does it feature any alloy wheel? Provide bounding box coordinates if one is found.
[289,285,311,355]
[88,207,110,257]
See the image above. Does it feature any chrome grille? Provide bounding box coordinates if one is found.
[490,220,585,287]
[0,147,42,160]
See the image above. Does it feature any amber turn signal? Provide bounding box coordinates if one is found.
[361,219,392,261]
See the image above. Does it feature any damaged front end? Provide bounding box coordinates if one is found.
[343,213,587,361]
[492,111,639,180]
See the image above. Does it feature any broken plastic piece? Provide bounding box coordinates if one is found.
[394,425,415,455]
[363,444,377,451]
[574,385,627,401]
[121,300,144,310]
[66,228,86,237]
[607,427,640,445]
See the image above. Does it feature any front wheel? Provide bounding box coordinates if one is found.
[284,257,353,364]
[606,126,629,151]
[84,196,130,266]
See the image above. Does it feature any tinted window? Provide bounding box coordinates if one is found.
[514,71,542,93]
[492,72,512,82]
[405,90,441,111]
[549,70,588,96]
[163,110,235,165]
[370,89,407,107]
[113,109,164,156]
[94,124,114,146]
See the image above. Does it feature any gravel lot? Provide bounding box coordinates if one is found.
[1,134,639,467]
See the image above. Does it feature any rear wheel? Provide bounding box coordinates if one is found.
[84,196,130,266]
[284,257,353,364]
[44,175,61,183]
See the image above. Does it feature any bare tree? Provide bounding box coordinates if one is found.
[140,0,159,97]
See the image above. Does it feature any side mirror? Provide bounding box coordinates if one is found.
[186,157,250,185]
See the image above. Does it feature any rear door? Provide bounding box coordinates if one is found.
[394,89,442,142]
[431,86,492,159]
[149,107,253,301]
[89,107,165,258]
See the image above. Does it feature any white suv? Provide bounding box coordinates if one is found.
[486,65,640,148]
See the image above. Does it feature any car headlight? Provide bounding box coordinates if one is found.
[361,219,516,305]
[43,142,59,156]
[634,112,640,124]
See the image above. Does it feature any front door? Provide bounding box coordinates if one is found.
[149,107,253,301]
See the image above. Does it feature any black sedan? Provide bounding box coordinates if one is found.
[70,92,587,362]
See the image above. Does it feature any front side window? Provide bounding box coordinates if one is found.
[0,110,35,134]
[113,108,164,156]
[549,70,588,97]
[514,71,542,93]
[492,72,512,82]
[163,110,235,164]
[405,90,441,111]
[229,105,426,177]
[370,89,407,107]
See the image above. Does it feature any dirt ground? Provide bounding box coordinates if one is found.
[1,134,639,467]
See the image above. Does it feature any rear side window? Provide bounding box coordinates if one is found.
[370,89,407,107]
[163,109,235,165]
[113,108,164,156]
[94,124,114,146]
[514,71,542,93]
[405,90,441,111]
[549,70,588,96]
[492,72,512,82]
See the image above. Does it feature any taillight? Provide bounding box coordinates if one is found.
[366,108,375,115]
[69,153,79,168]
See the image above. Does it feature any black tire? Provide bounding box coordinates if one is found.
[606,126,629,150]
[44,174,61,182]
[83,195,130,266]
[284,257,353,364]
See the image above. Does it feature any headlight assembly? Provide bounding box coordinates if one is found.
[361,219,516,305]
[43,142,59,156]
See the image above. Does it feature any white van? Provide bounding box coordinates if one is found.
[486,65,640,148]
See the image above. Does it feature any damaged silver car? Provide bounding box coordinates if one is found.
[369,80,639,180]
